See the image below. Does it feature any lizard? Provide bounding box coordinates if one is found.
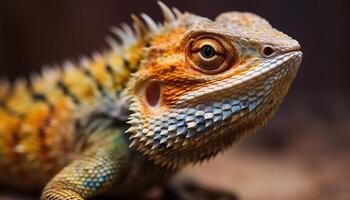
[0,2,302,199]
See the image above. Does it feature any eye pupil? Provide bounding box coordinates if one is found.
[263,46,274,56]
[201,45,215,58]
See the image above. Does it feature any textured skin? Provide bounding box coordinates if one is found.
[0,2,302,199]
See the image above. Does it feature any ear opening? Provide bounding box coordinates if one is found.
[145,81,161,107]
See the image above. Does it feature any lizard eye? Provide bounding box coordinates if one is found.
[187,37,235,74]
[262,45,275,57]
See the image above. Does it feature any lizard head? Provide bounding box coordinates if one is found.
[126,2,302,168]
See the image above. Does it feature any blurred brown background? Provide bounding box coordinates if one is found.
[0,0,349,199]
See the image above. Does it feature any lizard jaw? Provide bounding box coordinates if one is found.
[126,51,302,168]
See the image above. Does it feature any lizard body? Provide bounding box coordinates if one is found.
[0,2,302,199]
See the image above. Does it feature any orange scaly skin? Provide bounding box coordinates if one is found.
[0,2,302,199]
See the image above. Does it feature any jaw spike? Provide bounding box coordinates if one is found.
[129,140,137,148]
[128,118,139,125]
[125,126,137,134]
[151,143,160,150]
[132,132,143,139]
[140,13,159,34]
[157,1,176,23]
[166,140,174,148]
[145,139,154,146]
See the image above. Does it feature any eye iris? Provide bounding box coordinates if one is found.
[200,45,215,58]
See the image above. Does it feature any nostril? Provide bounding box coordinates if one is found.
[262,45,275,57]
[145,81,161,107]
